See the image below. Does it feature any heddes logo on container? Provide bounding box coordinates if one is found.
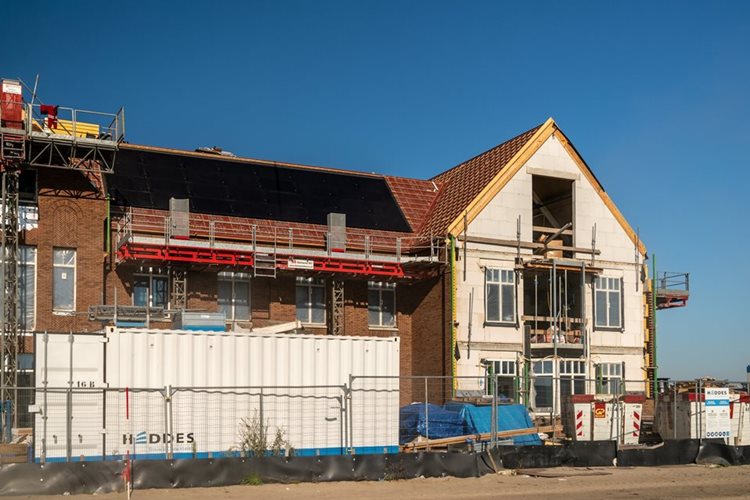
[122,431,195,445]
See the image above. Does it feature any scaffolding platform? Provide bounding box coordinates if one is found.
[114,208,443,279]
[654,272,689,309]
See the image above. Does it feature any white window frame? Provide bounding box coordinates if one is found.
[484,268,516,324]
[531,359,555,411]
[596,362,624,395]
[132,272,169,308]
[296,277,326,325]
[486,359,517,399]
[217,271,251,322]
[52,247,76,312]
[368,281,396,328]
[559,359,587,399]
[594,276,622,329]
[20,246,36,331]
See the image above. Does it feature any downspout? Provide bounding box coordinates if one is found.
[651,255,658,402]
[449,236,457,389]
[106,194,111,257]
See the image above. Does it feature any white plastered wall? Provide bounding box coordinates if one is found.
[454,133,645,396]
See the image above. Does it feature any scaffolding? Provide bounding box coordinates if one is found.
[113,207,444,280]
[0,77,124,441]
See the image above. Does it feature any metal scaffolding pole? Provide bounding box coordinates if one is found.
[331,280,344,336]
[0,169,20,442]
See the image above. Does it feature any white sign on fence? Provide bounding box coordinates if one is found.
[705,387,731,439]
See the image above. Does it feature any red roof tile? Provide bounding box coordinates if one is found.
[421,124,543,236]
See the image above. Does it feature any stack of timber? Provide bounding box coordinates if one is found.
[401,425,560,452]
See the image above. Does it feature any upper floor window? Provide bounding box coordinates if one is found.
[296,277,325,325]
[485,268,515,323]
[133,273,168,308]
[218,271,250,321]
[368,281,396,328]
[53,248,76,311]
[19,246,36,330]
[594,277,622,329]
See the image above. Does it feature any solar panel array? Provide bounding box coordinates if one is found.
[109,148,412,232]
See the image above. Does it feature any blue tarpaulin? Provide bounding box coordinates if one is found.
[399,403,465,444]
[444,403,541,445]
[399,402,540,446]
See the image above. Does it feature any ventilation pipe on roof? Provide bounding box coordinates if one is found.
[327,213,346,253]
[195,146,236,157]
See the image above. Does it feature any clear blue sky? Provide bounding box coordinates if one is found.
[6,1,749,380]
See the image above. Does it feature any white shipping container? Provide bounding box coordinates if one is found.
[35,328,400,461]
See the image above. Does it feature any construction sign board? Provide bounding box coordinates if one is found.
[705,387,731,439]
[594,402,606,418]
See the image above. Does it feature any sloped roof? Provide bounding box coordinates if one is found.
[113,144,414,233]
[384,176,440,233]
[420,124,543,236]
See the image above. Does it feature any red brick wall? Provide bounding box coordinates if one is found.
[20,169,452,400]
[21,169,106,336]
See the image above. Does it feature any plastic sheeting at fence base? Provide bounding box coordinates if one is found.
[0,452,491,496]
[0,461,125,496]
[4,442,750,496]
[695,442,750,467]
[616,439,701,467]
[492,441,616,469]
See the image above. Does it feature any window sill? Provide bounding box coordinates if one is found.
[593,327,624,332]
[300,323,326,328]
[368,326,398,332]
[483,321,517,328]
[53,310,75,316]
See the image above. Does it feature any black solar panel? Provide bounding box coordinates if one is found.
[109,148,412,232]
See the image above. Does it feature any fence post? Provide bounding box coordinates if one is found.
[66,331,74,462]
[259,386,265,449]
[424,377,429,452]
[164,385,174,459]
[673,381,677,439]
[698,378,703,445]
[42,331,48,464]
[348,375,354,454]
[491,374,498,449]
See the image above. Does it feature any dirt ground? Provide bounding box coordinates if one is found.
[15,464,750,499]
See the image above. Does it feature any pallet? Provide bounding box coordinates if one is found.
[0,443,29,464]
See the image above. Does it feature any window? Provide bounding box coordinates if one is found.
[368,281,396,327]
[596,363,623,395]
[485,268,515,323]
[532,360,554,409]
[133,273,168,308]
[559,360,586,399]
[53,248,75,311]
[19,246,36,330]
[594,277,622,329]
[486,360,517,402]
[296,277,325,324]
[218,271,250,321]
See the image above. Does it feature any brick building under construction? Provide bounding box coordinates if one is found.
[0,78,688,420]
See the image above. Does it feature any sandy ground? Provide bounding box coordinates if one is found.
[16,465,750,499]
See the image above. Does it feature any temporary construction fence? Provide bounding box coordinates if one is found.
[653,379,750,446]
[3,374,748,464]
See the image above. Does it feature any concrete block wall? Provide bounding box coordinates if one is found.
[454,134,647,392]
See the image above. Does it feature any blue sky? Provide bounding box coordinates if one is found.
[5,1,749,380]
